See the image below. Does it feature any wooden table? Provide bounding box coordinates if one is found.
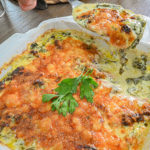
[0,0,150,44]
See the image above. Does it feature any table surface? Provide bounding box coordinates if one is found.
[0,0,150,44]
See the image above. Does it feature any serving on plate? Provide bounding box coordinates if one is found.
[0,3,150,150]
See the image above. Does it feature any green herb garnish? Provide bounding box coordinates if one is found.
[80,76,98,103]
[42,69,98,116]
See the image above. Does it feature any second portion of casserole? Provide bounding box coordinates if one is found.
[73,3,146,49]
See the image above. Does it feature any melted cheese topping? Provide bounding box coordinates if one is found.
[73,3,146,49]
[0,30,150,150]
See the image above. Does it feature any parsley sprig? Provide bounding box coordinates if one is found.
[42,69,98,116]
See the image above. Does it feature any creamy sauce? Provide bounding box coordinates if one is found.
[95,48,150,101]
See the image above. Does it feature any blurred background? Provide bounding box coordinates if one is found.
[0,0,150,43]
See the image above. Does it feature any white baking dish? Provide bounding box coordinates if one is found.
[0,15,150,150]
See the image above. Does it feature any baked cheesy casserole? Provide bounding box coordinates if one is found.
[73,3,146,49]
[0,29,150,150]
